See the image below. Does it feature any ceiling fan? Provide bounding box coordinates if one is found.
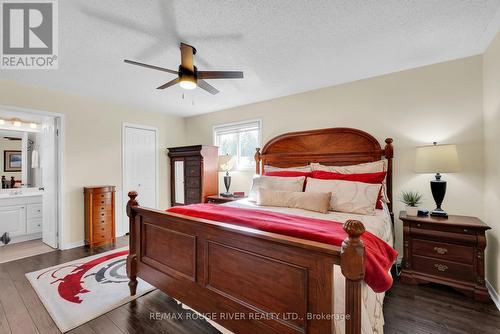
[124,43,243,95]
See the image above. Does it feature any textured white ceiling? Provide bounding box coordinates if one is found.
[2,0,500,116]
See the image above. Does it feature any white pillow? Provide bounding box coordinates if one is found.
[264,165,312,173]
[305,178,381,215]
[310,161,390,203]
[249,175,306,201]
[310,160,386,174]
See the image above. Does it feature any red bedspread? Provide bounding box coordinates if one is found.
[167,204,397,292]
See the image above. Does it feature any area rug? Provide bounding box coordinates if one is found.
[26,247,154,333]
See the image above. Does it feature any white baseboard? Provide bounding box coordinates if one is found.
[486,279,500,311]
[60,240,85,250]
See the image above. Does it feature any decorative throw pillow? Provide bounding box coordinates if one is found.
[257,188,331,213]
[264,171,312,177]
[305,178,382,215]
[264,165,312,173]
[249,175,306,201]
[310,161,390,203]
[311,170,386,209]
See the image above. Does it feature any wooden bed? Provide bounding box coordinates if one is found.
[126,127,394,334]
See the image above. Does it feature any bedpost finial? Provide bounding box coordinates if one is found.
[343,219,365,239]
[384,138,394,158]
[341,219,365,281]
[127,191,139,217]
[128,191,138,201]
[255,148,261,174]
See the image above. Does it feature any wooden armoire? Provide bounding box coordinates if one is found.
[167,145,218,206]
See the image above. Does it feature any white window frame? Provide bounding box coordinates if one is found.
[213,119,262,171]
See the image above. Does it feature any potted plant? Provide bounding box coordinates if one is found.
[401,191,423,216]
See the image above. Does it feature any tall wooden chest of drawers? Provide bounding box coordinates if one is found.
[400,211,490,301]
[84,186,116,248]
[167,145,218,206]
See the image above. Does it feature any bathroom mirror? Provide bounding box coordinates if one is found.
[0,129,41,189]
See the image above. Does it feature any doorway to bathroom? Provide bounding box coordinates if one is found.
[0,106,64,262]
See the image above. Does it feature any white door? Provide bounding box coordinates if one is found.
[40,117,58,248]
[123,125,157,234]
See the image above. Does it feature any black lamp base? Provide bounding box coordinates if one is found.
[220,173,232,197]
[430,173,448,218]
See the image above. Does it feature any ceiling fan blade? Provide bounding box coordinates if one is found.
[180,43,195,72]
[197,71,244,79]
[124,59,178,75]
[157,78,179,89]
[198,80,219,95]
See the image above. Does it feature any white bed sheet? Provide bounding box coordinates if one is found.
[220,199,394,334]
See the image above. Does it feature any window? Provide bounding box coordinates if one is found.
[213,120,261,170]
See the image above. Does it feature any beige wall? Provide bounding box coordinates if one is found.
[185,56,485,255]
[483,32,500,293]
[0,80,185,248]
[0,137,22,182]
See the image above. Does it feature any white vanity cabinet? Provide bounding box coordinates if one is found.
[0,194,42,244]
[0,205,27,238]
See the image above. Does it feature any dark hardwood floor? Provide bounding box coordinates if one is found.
[0,238,498,333]
[384,279,500,334]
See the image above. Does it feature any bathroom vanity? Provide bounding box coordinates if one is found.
[0,189,43,244]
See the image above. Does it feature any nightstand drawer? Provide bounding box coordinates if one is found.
[413,255,474,282]
[411,222,476,235]
[413,239,473,264]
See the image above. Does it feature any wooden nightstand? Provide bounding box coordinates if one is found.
[400,211,491,301]
[207,195,247,204]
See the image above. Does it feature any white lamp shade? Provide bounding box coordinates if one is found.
[219,155,235,172]
[415,144,460,173]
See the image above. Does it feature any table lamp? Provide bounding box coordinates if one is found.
[415,142,460,217]
[219,154,235,197]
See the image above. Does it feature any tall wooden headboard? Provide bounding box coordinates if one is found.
[254,127,394,214]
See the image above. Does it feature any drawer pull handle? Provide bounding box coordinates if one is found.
[463,229,468,233]
[416,223,421,228]
[434,264,448,272]
[434,247,448,255]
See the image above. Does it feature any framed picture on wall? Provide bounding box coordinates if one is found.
[4,150,22,172]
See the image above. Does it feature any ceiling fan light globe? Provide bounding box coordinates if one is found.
[179,79,197,90]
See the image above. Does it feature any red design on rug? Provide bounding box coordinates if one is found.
[38,250,129,303]
[168,204,397,292]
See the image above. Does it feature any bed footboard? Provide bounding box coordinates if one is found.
[126,191,365,334]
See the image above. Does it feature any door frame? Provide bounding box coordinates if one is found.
[0,104,65,249]
[121,123,159,236]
